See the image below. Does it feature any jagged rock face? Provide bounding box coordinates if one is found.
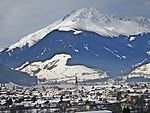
[0,7,150,79]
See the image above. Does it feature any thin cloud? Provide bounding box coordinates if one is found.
[145,1,150,6]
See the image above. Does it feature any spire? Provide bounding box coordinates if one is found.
[75,76,78,85]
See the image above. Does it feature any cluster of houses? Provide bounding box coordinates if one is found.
[0,80,150,113]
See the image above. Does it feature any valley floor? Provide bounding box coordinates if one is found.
[0,81,150,113]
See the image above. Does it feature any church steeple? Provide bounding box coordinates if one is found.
[75,76,78,85]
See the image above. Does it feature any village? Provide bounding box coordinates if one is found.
[0,79,150,113]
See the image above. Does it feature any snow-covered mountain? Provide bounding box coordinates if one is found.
[0,7,150,80]
[16,54,108,82]
[0,64,37,86]
[6,7,150,51]
[127,63,150,80]
[120,63,150,82]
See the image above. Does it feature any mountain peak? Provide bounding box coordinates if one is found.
[62,7,110,25]
[7,7,150,51]
[72,7,104,18]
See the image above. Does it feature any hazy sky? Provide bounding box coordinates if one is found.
[0,0,150,47]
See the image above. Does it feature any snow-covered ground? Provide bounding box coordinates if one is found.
[127,63,150,79]
[7,7,150,51]
[17,54,108,82]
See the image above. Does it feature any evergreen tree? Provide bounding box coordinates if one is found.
[123,106,130,113]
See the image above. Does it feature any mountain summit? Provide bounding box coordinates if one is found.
[0,7,150,80]
[7,7,150,51]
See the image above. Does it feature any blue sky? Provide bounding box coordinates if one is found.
[0,0,150,47]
